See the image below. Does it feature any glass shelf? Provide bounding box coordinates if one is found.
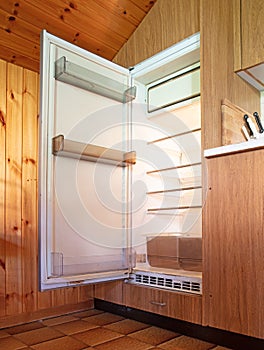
[147,128,201,144]
[52,134,136,167]
[146,185,202,195]
[146,162,201,175]
[55,56,137,103]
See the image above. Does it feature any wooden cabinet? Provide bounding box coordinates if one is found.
[234,0,264,70]
[94,280,124,305]
[124,283,202,325]
[203,147,264,339]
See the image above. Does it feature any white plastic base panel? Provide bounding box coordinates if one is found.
[128,270,202,295]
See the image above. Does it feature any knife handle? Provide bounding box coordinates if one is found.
[253,112,264,133]
[244,114,253,136]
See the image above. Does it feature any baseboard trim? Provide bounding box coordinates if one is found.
[0,299,94,329]
[94,299,264,350]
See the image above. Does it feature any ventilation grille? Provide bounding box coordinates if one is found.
[130,271,202,295]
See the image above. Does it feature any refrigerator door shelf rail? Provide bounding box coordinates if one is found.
[55,56,137,103]
[52,134,136,167]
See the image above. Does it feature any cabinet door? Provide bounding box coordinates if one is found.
[203,149,264,338]
[124,283,202,324]
[234,0,264,71]
[94,280,124,305]
[240,0,264,69]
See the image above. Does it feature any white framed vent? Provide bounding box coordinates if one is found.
[129,271,202,295]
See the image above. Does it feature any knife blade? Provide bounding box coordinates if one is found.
[253,112,264,133]
[245,114,259,138]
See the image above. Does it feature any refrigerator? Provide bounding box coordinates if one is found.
[39,30,202,294]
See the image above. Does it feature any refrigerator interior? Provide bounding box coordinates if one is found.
[129,62,202,294]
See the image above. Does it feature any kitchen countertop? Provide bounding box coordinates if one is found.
[204,137,264,158]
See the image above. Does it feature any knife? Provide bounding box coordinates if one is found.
[241,125,250,141]
[243,114,254,137]
[247,114,259,138]
[253,112,264,133]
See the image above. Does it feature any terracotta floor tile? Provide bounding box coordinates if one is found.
[0,336,27,350]
[129,326,179,346]
[72,309,104,319]
[13,327,63,346]
[30,336,87,350]
[158,335,215,350]
[104,319,150,335]
[94,336,153,350]
[5,321,44,335]
[73,327,123,346]
[53,320,98,335]
[0,329,10,338]
[82,312,124,326]
[42,314,78,326]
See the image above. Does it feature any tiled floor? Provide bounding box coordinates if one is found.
[0,309,232,350]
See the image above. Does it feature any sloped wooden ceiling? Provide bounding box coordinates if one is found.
[0,0,157,72]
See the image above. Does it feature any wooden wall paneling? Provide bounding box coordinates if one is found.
[0,44,39,73]
[64,287,79,305]
[200,0,260,151]
[94,0,149,26]
[5,62,23,315]
[21,68,39,313]
[51,289,66,307]
[0,25,40,61]
[0,1,115,71]
[37,290,53,310]
[113,0,200,67]
[130,0,157,12]
[0,59,7,317]
[28,0,126,49]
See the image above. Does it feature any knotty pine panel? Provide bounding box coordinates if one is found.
[0,59,94,326]
[113,0,200,67]
[0,59,7,317]
[0,0,156,71]
[21,68,39,313]
[6,62,23,315]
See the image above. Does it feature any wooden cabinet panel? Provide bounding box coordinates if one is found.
[203,149,264,338]
[94,280,123,305]
[124,283,202,325]
[241,0,264,69]
[234,0,264,70]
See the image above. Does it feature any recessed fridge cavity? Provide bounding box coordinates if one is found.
[39,31,202,294]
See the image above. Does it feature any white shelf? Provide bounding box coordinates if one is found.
[52,134,136,167]
[204,138,264,158]
[55,56,136,103]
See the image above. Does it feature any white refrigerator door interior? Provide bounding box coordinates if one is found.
[39,31,134,290]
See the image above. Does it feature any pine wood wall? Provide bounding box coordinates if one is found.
[113,0,200,67]
[0,60,93,328]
